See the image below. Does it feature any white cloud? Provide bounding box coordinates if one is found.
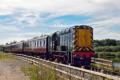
[0,0,119,16]
[0,32,43,45]
[0,24,20,32]
[93,28,120,40]
[0,0,120,44]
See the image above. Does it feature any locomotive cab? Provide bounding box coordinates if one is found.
[72,25,95,68]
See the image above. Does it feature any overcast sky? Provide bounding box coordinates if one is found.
[0,0,120,44]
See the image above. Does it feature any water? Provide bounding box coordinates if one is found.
[113,63,120,68]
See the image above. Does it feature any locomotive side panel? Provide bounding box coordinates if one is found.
[60,29,73,52]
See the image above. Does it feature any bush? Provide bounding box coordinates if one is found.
[96,52,120,62]
[95,46,120,52]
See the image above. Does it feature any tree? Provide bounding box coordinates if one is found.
[0,45,4,51]
[94,39,117,46]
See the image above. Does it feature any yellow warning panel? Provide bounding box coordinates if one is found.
[75,28,92,49]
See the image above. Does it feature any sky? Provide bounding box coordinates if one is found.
[0,0,120,45]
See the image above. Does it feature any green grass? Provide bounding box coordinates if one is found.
[21,65,40,80]
[95,46,120,52]
[114,67,120,73]
[0,52,16,60]
[96,52,120,62]
[21,64,58,80]
[91,63,120,74]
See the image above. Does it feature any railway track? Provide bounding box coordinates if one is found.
[15,54,120,80]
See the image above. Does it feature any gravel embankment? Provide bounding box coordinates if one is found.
[0,56,30,80]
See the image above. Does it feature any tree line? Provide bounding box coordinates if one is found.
[94,39,120,52]
[94,39,120,47]
[0,45,4,51]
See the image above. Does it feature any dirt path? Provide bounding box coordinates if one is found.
[0,60,29,80]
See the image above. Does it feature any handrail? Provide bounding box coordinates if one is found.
[17,54,120,80]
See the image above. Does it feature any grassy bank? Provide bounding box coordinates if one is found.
[95,52,120,73]
[0,52,16,60]
[0,52,59,80]
[96,52,120,62]
[95,46,120,52]
[21,64,58,80]
[91,63,120,74]
[21,65,40,80]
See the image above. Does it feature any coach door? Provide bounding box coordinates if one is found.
[52,32,60,52]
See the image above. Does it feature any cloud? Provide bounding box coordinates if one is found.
[0,32,44,44]
[0,0,119,16]
[0,0,120,44]
[0,25,20,32]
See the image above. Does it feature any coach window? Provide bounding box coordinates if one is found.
[33,41,34,48]
[28,42,29,48]
[35,41,36,48]
[34,41,35,47]
[36,40,37,47]
[34,41,35,48]
[41,39,43,47]
[42,39,44,47]
[45,40,46,46]
[36,41,38,48]
[41,40,42,47]
[38,40,39,47]
[30,41,31,48]
[31,41,33,48]
[37,40,39,47]
[44,39,45,47]
[36,41,37,47]
[40,40,41,47]
[42,39,43,47]
[43,39,45,47]
[37,40,38,47]
[43,39,44,47]
[29,41,30,48]
[36,40,39,47]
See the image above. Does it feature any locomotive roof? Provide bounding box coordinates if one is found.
[55,25,93,34]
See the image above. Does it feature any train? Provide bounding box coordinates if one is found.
[4,25,95,68]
